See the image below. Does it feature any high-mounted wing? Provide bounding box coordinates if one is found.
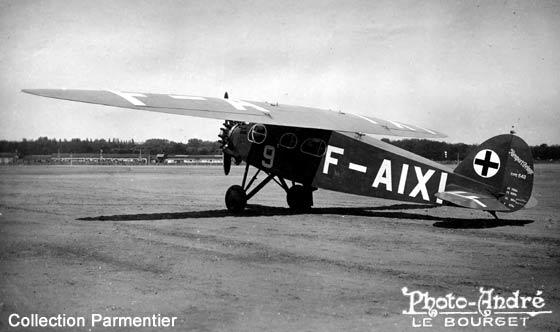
[22,89,446,138]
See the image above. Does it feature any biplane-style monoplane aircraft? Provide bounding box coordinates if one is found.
[22,89,535,218]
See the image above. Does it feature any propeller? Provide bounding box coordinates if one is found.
[223,152,232,175]
[219,120,235,175]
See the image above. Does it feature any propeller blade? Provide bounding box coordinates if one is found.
[223,153,231,175]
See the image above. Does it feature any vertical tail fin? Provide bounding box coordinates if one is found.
[454,134,534,211]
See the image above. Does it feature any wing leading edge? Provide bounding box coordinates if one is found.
[22,89,446,139]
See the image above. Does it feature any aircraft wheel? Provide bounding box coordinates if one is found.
[225,185,246,213]
[287,185,313,211]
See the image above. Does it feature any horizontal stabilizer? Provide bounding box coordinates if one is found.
[435,187,510,211]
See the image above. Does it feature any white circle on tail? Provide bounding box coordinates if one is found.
[473,149,501,178]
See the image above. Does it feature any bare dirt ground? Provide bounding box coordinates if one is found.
[0,164,558,331]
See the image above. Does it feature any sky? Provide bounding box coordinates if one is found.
[0,0,559,145]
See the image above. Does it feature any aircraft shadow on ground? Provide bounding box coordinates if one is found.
[78,203,534,229]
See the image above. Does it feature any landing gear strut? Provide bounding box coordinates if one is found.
[224,163,314,213]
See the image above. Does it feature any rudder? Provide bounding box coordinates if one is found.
[454,134,534,211]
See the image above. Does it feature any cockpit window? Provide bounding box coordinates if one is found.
[279,133,298,149]
[247,124,267,144]
[300,138,326,157]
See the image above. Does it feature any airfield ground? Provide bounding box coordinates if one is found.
[0,165,558,331]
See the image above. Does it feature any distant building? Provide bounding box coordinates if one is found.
[164,155,223,165]
[3,153,222,165]
[22,155,53,164]
[51,153,148,165]
[0,153,17,164]
[155,154,167,163]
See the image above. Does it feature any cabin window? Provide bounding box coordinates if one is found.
[247,124,267,144]
[300,138,326,157]
[279,133,298,149]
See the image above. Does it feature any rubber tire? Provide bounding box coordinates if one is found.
[286,185,313,211]
[225,185,247,213]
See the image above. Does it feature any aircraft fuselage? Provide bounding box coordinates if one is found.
[238,124,496,207]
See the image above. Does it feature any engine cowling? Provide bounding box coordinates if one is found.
[218,121,252,175]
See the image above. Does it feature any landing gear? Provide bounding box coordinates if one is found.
[286,185,313,211]
[224,163,314,213]
[224,163,274,213]
[225,185,246,213]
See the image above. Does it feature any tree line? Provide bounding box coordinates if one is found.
[381,138,560,161]
[0,136,558,161]
[0,137,221,156]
